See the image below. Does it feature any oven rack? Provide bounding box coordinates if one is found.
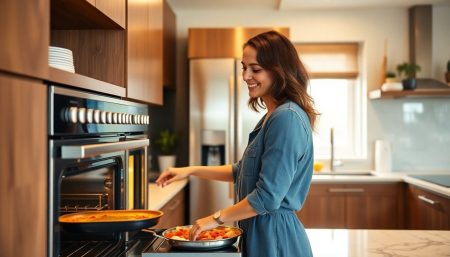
[60,193,109,213]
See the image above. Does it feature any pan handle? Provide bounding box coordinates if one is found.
[142,228,168,240]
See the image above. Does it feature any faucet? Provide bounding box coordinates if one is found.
[330,128,335,172]
[330,128,342,172]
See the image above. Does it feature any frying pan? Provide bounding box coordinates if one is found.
[142,225,243,250]
[59,209,164,233]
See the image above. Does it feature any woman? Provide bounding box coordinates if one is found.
[156,30,318,257]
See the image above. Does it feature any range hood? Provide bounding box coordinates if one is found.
[409,5,449,89]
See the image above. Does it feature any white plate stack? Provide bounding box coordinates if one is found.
[49,46,75,73]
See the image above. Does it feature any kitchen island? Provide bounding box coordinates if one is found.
[307,229,450,257]
[147,180,449,256]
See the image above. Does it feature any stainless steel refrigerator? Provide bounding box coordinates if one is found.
[189,59,264,223]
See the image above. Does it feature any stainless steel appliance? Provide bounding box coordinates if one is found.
[189,59,264,222]
[48,86,150,257]
[48,86,241,257]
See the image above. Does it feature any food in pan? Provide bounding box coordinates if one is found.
[164,226,241,241]
[59,210,163,223]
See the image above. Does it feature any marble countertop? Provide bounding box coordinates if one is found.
[307,229,450,257]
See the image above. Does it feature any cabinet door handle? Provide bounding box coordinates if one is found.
[418,195,437,205]
[329,188,364,193]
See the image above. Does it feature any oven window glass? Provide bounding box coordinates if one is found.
[128,155,134,210]
[128,149,146,209]
[59,159,122,214]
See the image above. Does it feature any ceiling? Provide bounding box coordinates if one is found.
[167,0,450,11]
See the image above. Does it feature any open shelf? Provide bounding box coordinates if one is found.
[46,67,126,97]
[51,0,125,29]
[369,88,450,99]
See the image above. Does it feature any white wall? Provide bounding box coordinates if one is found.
[174,6,450,171]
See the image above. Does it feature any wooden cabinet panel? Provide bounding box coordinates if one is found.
[297,184,346,228]
[127,0,163,104]
[0,74,47,257]
[188,28,290,59]
[407,185,449,230]
[96,0,126,28]
[298,183,405,229]
[51,0,125,29]
[153,190,186,229]
[0,0,49,79]
[346,184,404,229]
[163,0,176,88]
[51,30,126,88]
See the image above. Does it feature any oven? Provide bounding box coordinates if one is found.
[47,86,242,257]
[48,86,150,257]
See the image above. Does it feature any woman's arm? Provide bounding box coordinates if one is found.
[189,198,257,240]
[156,164,233,187]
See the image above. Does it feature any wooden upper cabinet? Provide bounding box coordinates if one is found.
[0,74,47,257]
[51,0,125,29]
[127,0,164,105]
[188,28,290,59]
[407,185,450,230]
[0,0,49,79]
[95,0,126,28]
[163,0,176,88]
[51,30,126,88]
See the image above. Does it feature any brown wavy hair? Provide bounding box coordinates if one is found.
[244,30,318,129]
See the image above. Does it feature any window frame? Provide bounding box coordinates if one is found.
[295,42,367,160]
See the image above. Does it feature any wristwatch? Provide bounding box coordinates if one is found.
[212,210,224,225]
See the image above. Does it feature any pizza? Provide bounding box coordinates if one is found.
[164,226,241,241]
[59,210,162,223]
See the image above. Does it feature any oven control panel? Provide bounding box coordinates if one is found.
[66,107,150,125]
[49,86,149,136]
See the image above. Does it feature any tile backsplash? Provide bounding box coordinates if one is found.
[372,98,450,172]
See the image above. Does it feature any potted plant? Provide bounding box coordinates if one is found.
[396,62,421,90]
[154,130,178,172]
[385,71,397,83]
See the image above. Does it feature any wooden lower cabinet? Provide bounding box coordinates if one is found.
[0,74,47,257]
[297,183,405,229]
[407,185,450,230]
[297,184,346,228]
[153,190,186,229]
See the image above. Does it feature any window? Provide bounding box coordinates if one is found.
[295,43,366,160]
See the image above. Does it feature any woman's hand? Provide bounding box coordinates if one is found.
[155,167,193,187]
[189,215,218,241]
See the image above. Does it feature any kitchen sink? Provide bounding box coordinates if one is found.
[313,170,374,176]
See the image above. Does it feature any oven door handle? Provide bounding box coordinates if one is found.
[61,139,149,159]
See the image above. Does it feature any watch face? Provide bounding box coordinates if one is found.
[213,211,223,224]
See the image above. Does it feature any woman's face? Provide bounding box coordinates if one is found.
[241,46,273,100]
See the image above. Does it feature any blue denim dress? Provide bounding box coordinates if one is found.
[232,101,314,257]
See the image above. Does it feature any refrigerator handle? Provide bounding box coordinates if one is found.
[228,75,235,165]
[228,73,236,200]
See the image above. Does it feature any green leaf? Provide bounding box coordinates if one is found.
[154,130,178,155]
